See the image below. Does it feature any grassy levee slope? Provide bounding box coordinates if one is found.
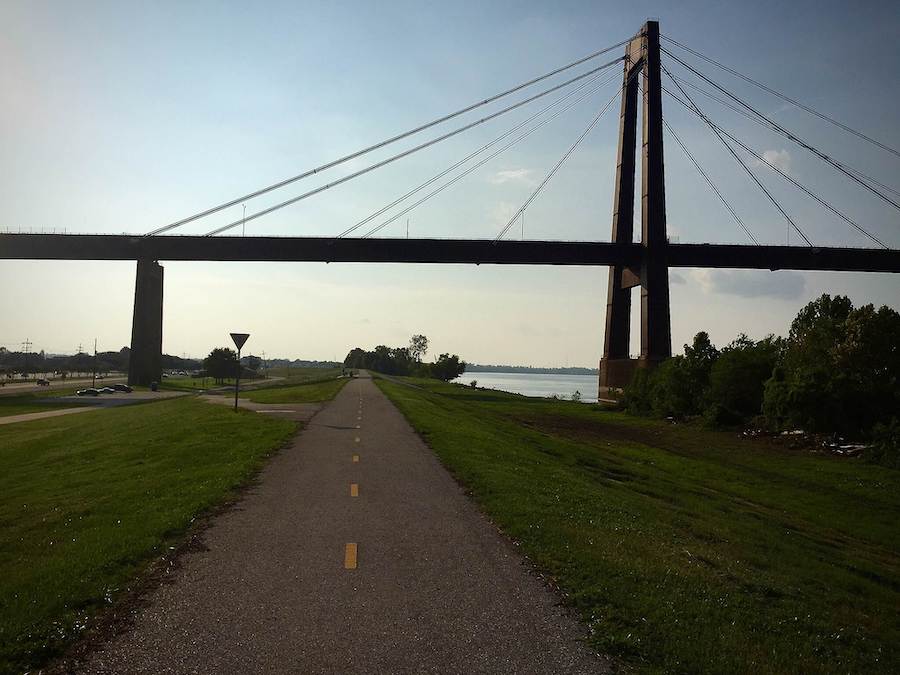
[242,375,348,404]
[376,377,900,674]
[0,398,296,673]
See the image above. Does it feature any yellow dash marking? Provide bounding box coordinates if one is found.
[350,483,359,497]
[352,454,360,463]
[344,543,357,570]
[354,436,360,443]
[356,424,361,429]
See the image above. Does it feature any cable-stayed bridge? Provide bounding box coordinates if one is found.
[2,21,898,390]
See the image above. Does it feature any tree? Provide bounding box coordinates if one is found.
[429,353,466,381]
[244,355,262,372]
[409,335,429,362]
[705,334,781,426]
[204,347,238,384]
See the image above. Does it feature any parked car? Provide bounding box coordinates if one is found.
[36,378,51,386]
[113,383,133,393]
[75,388,100,396]
[98,387,116,394]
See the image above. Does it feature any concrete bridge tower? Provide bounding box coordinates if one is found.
[599,20,672,392]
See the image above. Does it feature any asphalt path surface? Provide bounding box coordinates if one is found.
[77,372,607,674]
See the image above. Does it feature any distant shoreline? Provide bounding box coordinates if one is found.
[463,365,598,376]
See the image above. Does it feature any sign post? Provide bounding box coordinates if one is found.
[230,332,250,412]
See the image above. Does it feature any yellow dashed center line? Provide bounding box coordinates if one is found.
[344,543,357,569]
[350,483,359,497]
[352,454,360,463]
[354,436,360,443]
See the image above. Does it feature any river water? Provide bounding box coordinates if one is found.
[453,371,599,403]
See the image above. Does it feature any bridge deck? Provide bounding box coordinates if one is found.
[1,234,898,272]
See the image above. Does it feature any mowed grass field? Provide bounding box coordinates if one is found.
[0,398,296,673]
[241,373,348,404]
[376,378,900,674]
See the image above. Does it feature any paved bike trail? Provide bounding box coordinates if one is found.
[78,372,607,674]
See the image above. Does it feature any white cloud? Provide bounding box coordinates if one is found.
[488,168,536,186]
[758,148,791,174]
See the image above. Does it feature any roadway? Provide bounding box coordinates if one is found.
[77,372,607,673]
[0,376,125,396]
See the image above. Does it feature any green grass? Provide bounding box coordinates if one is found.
[0,389,92,417]
[241,376,348,404]
[376,377,900,674]
[0,398,296,673]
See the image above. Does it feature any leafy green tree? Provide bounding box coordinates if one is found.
[204,347,238,384]
[409,335,429,362]
[429,353,466,381]
[705,334,781,426]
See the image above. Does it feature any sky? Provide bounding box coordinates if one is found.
[1,0,898,366]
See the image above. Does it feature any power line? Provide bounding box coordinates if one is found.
[662,67,812,246]
[661,34,900,160]
[662,47,900,214]
[339,69,619,239]
[146,38,630,236]
[495,76,629,241]
[361,73,620,239]
[204,57,624,237]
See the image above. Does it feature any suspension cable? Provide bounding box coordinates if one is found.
[203,56,624,237]
[335,68,615,239]
[662,114,759,245]
[662,48,900,213]
[666,88,888,248]
[668,74,900,199]
[662,67,812,246]
[145,38,630,236]
[361,73,621,238]
[494,75,631,241]
[661,35,900,160]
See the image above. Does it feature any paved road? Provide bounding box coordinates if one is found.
[0,376,126,396]
[77,373,607,674]
[0,406,97,426]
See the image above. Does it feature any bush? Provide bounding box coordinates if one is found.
[863,418,900,468]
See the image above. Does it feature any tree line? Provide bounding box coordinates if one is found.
[343,334,466,381]
[623,294,899,465]
[0,347,199,378]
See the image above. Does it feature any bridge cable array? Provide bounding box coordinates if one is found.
[335,68,621,239]
[664,74,900,199]
[662,47,900,214]
[662,67,812,246]
[145,38,630,237]
[661,111,760,246]
[661,35,900,160]
[494,72,637,241]
[202,56,624,237]
[659,43,893,249]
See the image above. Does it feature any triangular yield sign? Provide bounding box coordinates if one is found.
[230,332,250,350]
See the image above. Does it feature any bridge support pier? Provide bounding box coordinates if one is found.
[128,259,164,387]
[599,21,672,394]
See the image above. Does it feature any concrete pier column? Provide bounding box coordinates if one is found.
[638,20,672,367]
[128,259,164,386]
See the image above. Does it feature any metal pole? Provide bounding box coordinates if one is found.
[234,348,241,412]
[92,338,97,388]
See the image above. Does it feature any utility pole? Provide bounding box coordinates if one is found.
[92,338,97,388]
[21,338,32,354]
